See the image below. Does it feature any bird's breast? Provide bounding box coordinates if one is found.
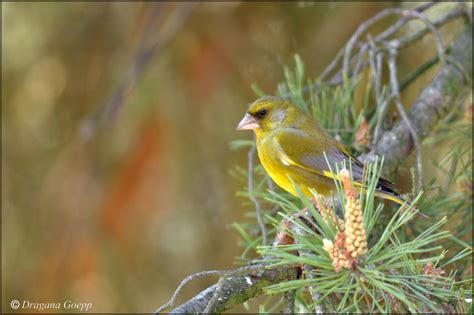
[256,133,334,197]
[256,137,302,196]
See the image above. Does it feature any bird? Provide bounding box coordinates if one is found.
[236,95,408,206]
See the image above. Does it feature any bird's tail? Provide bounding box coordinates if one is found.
[375,190,427,217]
[375,190,408,206]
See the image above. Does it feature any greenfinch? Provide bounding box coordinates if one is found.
[236,96,406,205]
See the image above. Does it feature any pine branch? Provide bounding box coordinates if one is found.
[162,262,298,313]
[359,25,472,174]
[156,13,472,315]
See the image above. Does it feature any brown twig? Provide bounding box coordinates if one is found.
[342,7,401,78]
[319,2,434,83]
[166,262,298,313]
[397,8,447,65]
[351,43,369,88]
[79,3,195,140]
[387,41,424,190]
[368,33,393,145]
[361,26,472,177]
[399,4,467,48]
[367,34,383,104]
[318,48,345,83]
[155,264,266,313]
[373,2,435,42]
[283,290,296,314]
[373,94,395,145]
[343,5,450,83]
[304,265,324,314]
[337,3,463,94]
[248,138,268,246]
[266,176,282,218]
[366,5,463,146]
[203,277,226,313]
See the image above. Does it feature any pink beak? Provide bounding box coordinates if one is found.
[236,113,260,130]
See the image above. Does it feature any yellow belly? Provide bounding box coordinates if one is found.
[259,152,300,196]
[257,144,333,198]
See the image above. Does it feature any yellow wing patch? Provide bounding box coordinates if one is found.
[322,170,364,187]
[278,151,363,187]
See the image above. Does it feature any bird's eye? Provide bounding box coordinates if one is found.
[256,109,268,118]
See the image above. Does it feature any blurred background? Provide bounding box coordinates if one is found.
[2,2,467,313]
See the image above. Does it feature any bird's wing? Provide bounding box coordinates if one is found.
[274,128,399,194]
[275,128,364,181]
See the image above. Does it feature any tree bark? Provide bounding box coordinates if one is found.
[168,264,298,313]
[360,25,473,172]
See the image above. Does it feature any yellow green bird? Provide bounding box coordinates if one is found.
[236,95,407,205]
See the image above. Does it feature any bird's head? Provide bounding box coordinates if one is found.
[236,96,302,134]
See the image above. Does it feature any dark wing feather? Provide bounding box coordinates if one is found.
[275,128,400,194]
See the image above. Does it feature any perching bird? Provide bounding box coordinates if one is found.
[236,95,407,205]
